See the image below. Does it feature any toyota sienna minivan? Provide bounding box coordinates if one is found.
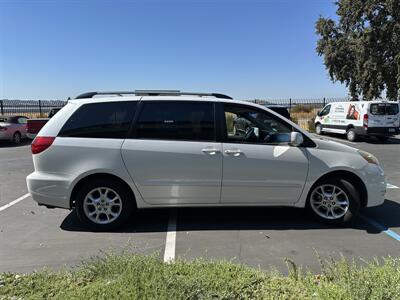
[27,90,386,230]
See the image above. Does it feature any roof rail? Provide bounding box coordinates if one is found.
[75,90,233,100]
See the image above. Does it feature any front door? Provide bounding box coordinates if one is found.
[121,101,222,205]
[221,103,309,204]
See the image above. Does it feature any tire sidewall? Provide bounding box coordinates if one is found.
[346,129,356,142]
[76,179,134,231]
[13,132,21,144]
[315,124,323,135]
[306,178,360,225]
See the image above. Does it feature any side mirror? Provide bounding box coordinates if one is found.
[290,132,304,147]
[317,110,321,117]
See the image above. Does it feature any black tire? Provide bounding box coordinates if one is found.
[13,132,21,144]
[346,128,357,142]
[376,136,388,142]
[306,178,360,225]
[315,123,323,135]
[75,178,135,231]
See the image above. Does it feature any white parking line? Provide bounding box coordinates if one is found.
[386,183,399,189]
[0,193,30,212]
[163,209,177,263]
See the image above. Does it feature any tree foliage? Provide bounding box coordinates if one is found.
[316,0,400,100]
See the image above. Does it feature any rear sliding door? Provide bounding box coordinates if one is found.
[121,101,222,205]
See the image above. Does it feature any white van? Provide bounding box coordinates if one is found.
[314,101,400,141]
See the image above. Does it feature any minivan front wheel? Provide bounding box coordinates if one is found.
[76,179,134,230]
[307,178,360,225]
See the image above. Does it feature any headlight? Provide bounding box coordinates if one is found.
[358,150,379,165]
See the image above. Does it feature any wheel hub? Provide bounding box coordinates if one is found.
[83,187,122,224]
[310,184,349,220]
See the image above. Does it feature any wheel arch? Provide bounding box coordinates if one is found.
[346,124,355,130]
[307,170,368,207]
[70,173,137,209]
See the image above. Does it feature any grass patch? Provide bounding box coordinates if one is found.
[1,254,400,299]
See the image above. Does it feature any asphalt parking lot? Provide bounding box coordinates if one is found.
[0,136,399,274]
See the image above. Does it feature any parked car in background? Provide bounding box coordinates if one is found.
[314,101,400,141]
[0,115,28,144]
[27,108,62,139]
[27,90,386,230]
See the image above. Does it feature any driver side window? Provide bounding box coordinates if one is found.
[224,104,292,144]
[319,105,331,116]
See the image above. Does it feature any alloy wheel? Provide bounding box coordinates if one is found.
[83,187,123,224]
[310,184,349,220]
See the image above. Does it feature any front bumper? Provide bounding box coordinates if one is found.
[26,171,72,209]
[362,164,386,207]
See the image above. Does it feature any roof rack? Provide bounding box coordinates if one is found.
[75,90,233,100]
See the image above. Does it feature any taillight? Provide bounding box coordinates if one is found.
[363,114,368,128]
[31,136,55,154]
[0,126,7,131]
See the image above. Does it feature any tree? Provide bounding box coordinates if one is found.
[316,0,400,100]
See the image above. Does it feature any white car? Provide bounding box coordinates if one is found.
[27,91,386,230]
[315,100,400,142]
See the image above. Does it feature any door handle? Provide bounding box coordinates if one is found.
[224,149,242,156]
[201,148,220,155]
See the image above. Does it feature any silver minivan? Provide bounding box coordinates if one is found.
[27,91,386,230]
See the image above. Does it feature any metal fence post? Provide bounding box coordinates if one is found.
[323,97,326,107]
[0,100,3,115]
[38,100,42,117]
[289,98,292,111]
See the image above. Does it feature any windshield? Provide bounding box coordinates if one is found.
[370,103,399,115]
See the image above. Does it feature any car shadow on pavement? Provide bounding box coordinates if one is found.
[0,140,31,148]
[60,199,400,234]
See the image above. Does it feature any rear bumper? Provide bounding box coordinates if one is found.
[356,126,400,136]
[26,171,72,209]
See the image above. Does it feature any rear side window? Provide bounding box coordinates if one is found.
[59,101,136,138]
[370,103,399,115]
[136,101,215,141]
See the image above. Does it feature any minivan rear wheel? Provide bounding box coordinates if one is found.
[76,179,134,231]
[307,178,360,225]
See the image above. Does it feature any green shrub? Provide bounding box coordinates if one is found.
[2,254,400,299]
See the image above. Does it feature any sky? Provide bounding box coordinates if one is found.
[0,0,348,100]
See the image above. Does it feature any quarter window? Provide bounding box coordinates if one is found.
[225,104,293,144]
[136,101,215,141]
[59,101,136,138]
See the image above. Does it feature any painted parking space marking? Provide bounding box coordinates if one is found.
[386,183,399,189]
[0,193,30,212]
[360,215,400,242]
[163,209,177,263]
